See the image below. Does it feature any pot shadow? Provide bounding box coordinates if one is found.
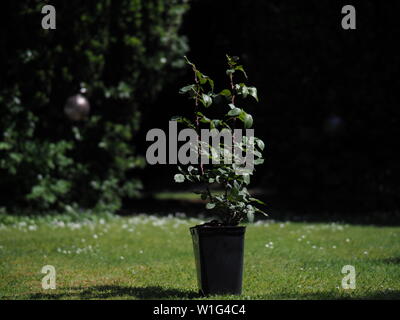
[27,285,200,300]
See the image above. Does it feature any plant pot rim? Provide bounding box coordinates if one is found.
[190,224,246,235]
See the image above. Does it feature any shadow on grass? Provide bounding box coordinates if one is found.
[377,257,400,265]
[273,290,400,300]
[26,286,400,300]
[27,285,199,300]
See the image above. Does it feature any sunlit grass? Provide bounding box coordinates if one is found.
[0,214,399,300]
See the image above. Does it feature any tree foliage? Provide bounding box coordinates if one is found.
[0,0,189,214]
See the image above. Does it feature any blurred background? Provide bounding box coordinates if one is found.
[1,0,399,223]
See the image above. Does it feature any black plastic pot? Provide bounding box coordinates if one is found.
[190,224,246,295]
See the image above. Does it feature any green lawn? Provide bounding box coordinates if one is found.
[0,213,399,300]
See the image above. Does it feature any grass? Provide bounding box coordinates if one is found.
[0,213,399,300]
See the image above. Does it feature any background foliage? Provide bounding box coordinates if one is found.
[0,0,189,214]
[1,0,398,217]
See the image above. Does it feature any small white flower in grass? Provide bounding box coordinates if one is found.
[312,245,317,249]
[93,234,98,239]
[332,245,337,249]
[81,238,86,243]
[265,241,274,249]
[28,225,37,231]
[120,256,125,260]
[364,251,368,255]
[300,267,304,271]
[346,238,350,242]
[139,250,143,254]
[279,223,285,228]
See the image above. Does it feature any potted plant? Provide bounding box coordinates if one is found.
[173,55,266,295]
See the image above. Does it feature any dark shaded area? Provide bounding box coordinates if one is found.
[270,290,400,300]
[124,195,400,226]
[25,285,400,300]
[136,0,400,219]
[27,285,198,300]
[1,1,399,222]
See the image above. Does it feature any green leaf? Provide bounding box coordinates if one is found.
[250,197,266,205]
[227,107,241,117]
[248,87,259,102]
[226,69,235,76]
[202,94,212,107]
[197,112,210,123]
[174,174,185,183]
[179,84,195,94]
[0,142,11,150]
[235,65,248,79]
[171,116,195,129]
[235,83,249,98]
[207,78,214,91]
[206,202,216,210]
[196,71,207,84]
[241,85,249,98]
[210,119,220,129]
[243,113,253,128]
[239,111,253,128]
[219,89,232,99]
[226,54,238,67]
[256,138,265,151]
[255,207,269,216]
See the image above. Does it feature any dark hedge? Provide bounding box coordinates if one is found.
[0,0,189,214]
